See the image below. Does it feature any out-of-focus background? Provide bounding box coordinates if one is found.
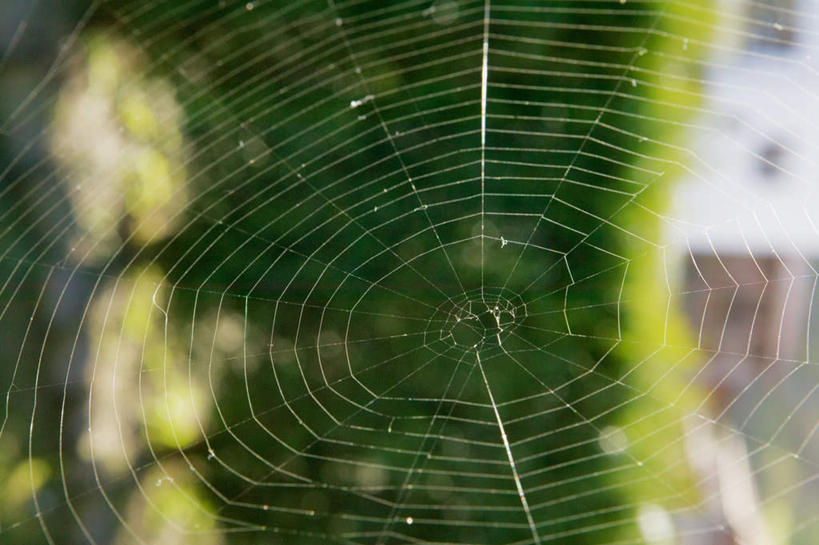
[1,1,818,544]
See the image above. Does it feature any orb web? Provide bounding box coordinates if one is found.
[0,1,818,544]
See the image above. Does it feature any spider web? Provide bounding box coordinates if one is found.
[0,0,818,544]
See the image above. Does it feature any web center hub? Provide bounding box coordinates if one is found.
[424,288,527,354]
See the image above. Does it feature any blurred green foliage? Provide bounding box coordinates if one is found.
[0,1,715,544]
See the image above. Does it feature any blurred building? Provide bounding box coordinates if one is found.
[674,0,819,377]
[671,1,819,544]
